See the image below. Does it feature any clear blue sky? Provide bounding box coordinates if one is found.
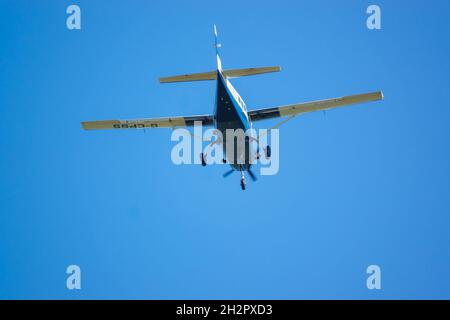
[1,0,450,299]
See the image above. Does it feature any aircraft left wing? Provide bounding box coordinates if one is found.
[82,114,213,130]
[248,91,384,122]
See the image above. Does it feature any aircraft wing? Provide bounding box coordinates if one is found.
[248,91,384,122]
[82,114,213,130]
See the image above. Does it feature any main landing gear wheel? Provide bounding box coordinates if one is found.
[200,153,207,167]
[265,145,272,159]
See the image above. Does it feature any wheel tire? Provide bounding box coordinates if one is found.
[266,145,271,158]
[201,153,207,167]
[240,180,246,190]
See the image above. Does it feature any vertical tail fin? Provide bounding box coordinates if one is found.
[213,24,222,72]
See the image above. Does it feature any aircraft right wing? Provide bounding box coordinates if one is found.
[248,91,384,121]
[82,114,213,130]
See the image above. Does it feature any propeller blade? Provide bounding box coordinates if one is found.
[247,169,258,182]
[223,169,234,178]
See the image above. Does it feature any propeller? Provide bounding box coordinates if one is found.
[223,168,257,182]
[247,168,258,182]
[223,169,234,178]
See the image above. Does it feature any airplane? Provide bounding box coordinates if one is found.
[82,25,384,190]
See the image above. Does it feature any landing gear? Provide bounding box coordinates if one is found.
[240,179,246,190]
[240,167,246,191]
[201,137,223,167]
[200,153,207,166]
[265,145,271,159]
[222,158,227,164]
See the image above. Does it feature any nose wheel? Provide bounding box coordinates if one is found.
[240,167,246,191]
[240,177,246,190]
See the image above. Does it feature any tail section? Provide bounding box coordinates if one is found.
[214,24,222,72]
[158,25,281,84]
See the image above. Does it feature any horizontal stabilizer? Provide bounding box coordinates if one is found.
[159,71,216,83]
[224,66,281,78]
[159,66,281,83]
